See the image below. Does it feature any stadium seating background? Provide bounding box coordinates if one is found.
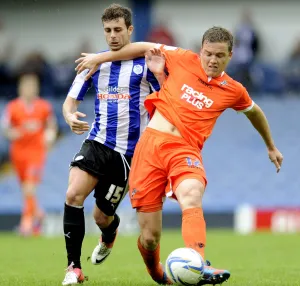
[0,96,298,215]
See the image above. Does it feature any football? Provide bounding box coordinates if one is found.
[165,247,205,285]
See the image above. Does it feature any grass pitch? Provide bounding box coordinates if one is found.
[0,230,299,285]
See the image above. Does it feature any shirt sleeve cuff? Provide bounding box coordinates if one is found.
[237,100,255,113]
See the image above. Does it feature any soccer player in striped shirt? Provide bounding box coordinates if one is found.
[61,4,161,285]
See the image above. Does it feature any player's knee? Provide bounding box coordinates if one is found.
[22,182,37,196]
[176,179,205,210]
[65,187,87,206]
[141,229,161,251]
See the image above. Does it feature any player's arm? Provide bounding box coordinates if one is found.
[45,112,58,149]
[63,70,92,135]
[1,124,22,141]
[1,105,22,141]
[233,86,283,172]
[244,103,283,172]
[75,42,157,80]
[145,48,167,86]
[63,96,90,135]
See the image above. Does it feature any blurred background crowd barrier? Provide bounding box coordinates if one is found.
[0,0,299,234]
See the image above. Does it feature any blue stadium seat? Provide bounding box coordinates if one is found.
[250,62,286,95]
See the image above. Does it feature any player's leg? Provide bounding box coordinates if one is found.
[63,140,102,285]
[27,156,46,236]
[175,178,206,258]
[137,210,172,284]
[64,166,97,265]
[10,155,27,234]
[19,180,38,236]
[62,166,96,285]
[13,154,43,236]
[91,206,120,264]
[171,152,230,285]
[128,128,172,284]
[91,151,131,265]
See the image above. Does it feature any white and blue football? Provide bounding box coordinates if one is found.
[165,247,204,285]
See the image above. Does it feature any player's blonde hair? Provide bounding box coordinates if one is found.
[101,3,132,28]
[202,26,234,52]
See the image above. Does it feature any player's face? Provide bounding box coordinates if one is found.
[18,74,39,100]
[103,18,133,51]
[200,41,232,77]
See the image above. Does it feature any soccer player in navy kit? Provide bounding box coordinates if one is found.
[61,4,161,285]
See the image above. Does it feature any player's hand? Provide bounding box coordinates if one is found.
[66,111,90,135]
[145,48,166,76]
[44,129,57,150]
[268,147,283,173]
[75,53,100,80]
[7,128,23,141]
[23,120,40,133]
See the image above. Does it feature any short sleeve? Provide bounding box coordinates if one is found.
[67,69,92,101]
[154,44,190,72]
[232,85,255,112]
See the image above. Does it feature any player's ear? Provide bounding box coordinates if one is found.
[128,25,134,36]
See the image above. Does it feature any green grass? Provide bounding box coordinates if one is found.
[0,230,299,285]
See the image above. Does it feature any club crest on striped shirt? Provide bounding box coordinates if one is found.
[133,64,143,75]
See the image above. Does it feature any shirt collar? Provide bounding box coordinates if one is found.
[207,71,224,82]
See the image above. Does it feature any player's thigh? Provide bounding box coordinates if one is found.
[67,166,98,201]
[12,156,44,185]
[129,135,167,212]
[93,149,132,216]
[24,155,45,184]
[175,179,205,210]
[12,162,26,182]
[66,167,98,206]
[94,177,129,217]
[10,152,26,182]
[168,148,207,207]
[68,139,111,201]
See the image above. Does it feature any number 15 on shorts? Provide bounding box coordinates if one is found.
[105,184,125,203]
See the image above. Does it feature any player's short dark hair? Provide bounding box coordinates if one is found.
[202,26,234,52]
[101,3,132,28]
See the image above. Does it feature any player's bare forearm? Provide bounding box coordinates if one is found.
[62,96,89,135]
[244,104,275,150]
[75,42,157,79]
[2,127,22,141]
[62,96,80,123]
[97,42,156,63]
[245,103,283,172]
[45,115,58,148]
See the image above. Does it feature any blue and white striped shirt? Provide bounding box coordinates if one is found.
[68,57,160,156]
